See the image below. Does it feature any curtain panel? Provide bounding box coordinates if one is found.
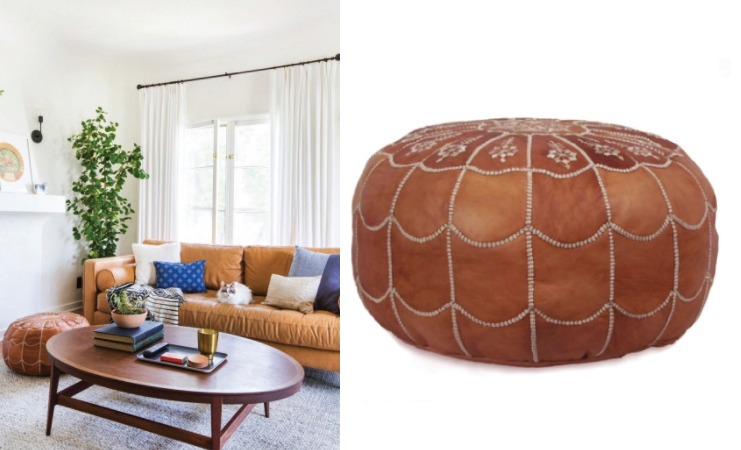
[270,60,340,247]
[137,84,186,242]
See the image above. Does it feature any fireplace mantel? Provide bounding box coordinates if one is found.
[0,193,65,213]
[0,192,66,337]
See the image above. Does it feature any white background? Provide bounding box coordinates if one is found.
[341,1,740,448]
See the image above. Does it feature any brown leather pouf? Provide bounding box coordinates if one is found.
[352,118,718,367]
[2,312,90,375]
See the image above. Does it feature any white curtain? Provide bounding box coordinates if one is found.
[270,60,340,247]
[137,84,186,242]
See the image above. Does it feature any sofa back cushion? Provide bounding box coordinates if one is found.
[244,246,340,296]
[143,240,243,290]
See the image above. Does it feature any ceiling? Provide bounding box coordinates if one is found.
[2,0,339,67]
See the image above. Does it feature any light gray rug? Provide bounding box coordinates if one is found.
[0,364,339,450]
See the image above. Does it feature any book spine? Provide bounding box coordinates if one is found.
[93,323,164,344]
[94,330,164,352]
[133,331,165,351]
[131,324,165,345]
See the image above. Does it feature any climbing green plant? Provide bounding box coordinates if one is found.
[67,107,149,261]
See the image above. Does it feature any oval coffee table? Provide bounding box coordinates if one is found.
[46,325,304,450]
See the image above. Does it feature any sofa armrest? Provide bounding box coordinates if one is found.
[83,255,136,324]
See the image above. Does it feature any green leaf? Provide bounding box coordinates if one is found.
[67,107,150,262]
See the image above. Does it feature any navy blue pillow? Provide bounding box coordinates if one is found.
[153,260,207,293]
[314,254,340,315]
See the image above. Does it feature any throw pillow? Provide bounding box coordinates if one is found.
[133,242,180,286]
[315,254,340,315]
[288,246,330,277]
[263,274,322,314]
[153,260,207,293]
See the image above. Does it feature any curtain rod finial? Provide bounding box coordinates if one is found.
[136,84,142,90]
[335,53,340,61]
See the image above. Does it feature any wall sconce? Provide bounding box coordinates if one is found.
[31,116,43,143]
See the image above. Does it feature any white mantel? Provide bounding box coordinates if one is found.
[0,193,66,336]
[0,193,66,213]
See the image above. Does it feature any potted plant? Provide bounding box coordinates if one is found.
[67,107,149,262]
[109,291,147,328]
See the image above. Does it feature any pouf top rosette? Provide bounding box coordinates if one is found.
[352,118,717,367]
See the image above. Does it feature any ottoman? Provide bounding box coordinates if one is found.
[352,118,717,367]
[2,312,90,375]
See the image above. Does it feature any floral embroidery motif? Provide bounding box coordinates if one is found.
[578,139,623,160]
[478,119,578,134]
[547,141,577,169]
[625,145,660,159]
[408,140,437,154]
[488,137,518,163]
[436,143,467,162]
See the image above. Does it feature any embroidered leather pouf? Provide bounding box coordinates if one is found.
[352,119,717,367]
[2,312,90,375]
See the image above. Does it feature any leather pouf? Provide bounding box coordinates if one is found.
[352,118,717,367]
[2,312,90,375]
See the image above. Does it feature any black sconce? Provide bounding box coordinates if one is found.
[31,116,43,143]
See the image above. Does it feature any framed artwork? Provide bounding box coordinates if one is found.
[0,130,35,193]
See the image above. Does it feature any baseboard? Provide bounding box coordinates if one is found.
[0,300,83,342]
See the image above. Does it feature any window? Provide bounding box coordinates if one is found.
[182,117,271,245]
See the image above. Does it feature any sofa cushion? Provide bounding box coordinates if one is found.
[244,246,339,296]
[315,254,340,315]
[289,246,331,277]
[143,240,243,290]
[263,274,322,314]
[154,260,207,293]
[133,242,181,285]
[179,292,340,351]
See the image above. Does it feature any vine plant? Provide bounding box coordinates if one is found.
[67,107,149,261]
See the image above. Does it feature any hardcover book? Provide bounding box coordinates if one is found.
[93,330,165,353]
[93,321,164,344]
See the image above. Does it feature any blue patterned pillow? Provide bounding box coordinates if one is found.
[153,260,207,293]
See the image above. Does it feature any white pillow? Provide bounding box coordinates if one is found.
[132,242,181,286]
[263,274,321,314]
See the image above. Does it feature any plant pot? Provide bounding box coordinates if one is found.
[111,310,147,329]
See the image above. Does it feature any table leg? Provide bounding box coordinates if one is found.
[211,396,223,450]
[264,402,270,418]
[46,362,60,436]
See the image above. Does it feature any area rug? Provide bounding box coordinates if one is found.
[0,364,339,449]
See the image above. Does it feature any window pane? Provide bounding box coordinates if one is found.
[187,167,213,209]
[216,125,227,211]
[235,122,270,167]
[182,209,212,244]
[216,210,226,245]
[186,126,214,168]
[234,167,269,210]
[233,212,269,245]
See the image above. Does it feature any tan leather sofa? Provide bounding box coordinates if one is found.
[83,240,340,372]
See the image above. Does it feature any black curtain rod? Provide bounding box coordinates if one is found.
[136,53,340,90]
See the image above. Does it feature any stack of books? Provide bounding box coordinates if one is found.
[94,321,164,353]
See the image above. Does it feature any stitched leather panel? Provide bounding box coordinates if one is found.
[353,118,718,366]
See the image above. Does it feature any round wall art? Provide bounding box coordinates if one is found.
[0,142,24,182]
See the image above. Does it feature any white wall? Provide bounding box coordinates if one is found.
[186,71,270,122]
[0,20,140,326]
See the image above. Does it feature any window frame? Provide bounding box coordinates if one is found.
[184,114,271,245]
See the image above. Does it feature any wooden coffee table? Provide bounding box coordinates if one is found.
[45,325,304,450]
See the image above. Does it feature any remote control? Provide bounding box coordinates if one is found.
[142,342,169,357]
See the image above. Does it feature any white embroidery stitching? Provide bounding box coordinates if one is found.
[488,137,518,162]
[547,141,577,168]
